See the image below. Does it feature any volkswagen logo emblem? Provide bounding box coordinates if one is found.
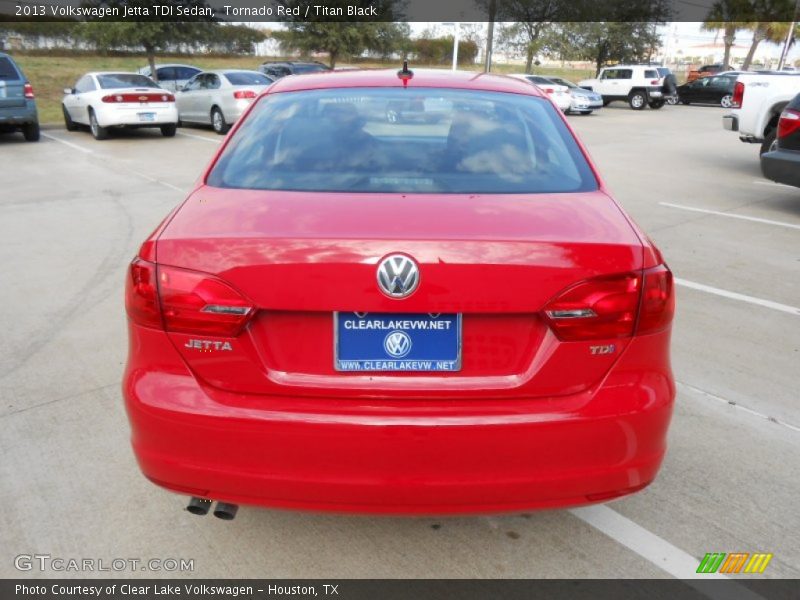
[377,254,420,298]
[384,331,412,358]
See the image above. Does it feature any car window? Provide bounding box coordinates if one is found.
[224,72,273,86]
[644,70,659,79]
[600,69,614,80]
[156,67,176,81]
[182,75,202,92]
[97,74,158,89]
[290,64,329,74]
[0,56,20,80]
[207,88,598,195]
[75,75,96,93]
[206,74,221,90]
[175,67,201,80]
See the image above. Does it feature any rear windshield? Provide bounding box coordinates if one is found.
[207,88,598,194]
[0,57,20,80]
[97,74,159,89]
[224,71,273,86]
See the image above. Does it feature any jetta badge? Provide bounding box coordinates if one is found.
[377,254,420,298]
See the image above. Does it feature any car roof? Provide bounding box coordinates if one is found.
[86,71,153,77]
[267,68,546,97]
[200,69,268,75]
[147,63,200,69]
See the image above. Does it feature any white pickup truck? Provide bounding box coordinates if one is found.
[722,72,800,154]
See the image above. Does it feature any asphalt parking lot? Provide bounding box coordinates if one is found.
[1,104,798,581]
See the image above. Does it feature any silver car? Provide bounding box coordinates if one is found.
[137,64,202,93]
[546,77,604,114]
[175,70,274,134]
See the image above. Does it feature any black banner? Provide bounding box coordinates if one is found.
[1,0,799,23]
[3,580,800,600]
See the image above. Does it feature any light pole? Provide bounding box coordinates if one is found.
[442,22,460,71]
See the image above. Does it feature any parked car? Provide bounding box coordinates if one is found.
[722,71,800,154]
[546,76,604,114]
[0,52,39,141]
[761,92,800,188]
[62,72,179,140]
[123,68,675,517]
[176,70,274,134]
[507,74,572,112]
[677,74,738,107]
[138,64,202,92]
[687,63,732,82]
[259,61,331,79]
[578,65,665,110]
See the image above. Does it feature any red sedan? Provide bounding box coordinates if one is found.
[124,68,675,517]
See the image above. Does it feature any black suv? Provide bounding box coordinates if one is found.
[0,52,39,142]
[761,92,800,188]
[258,61,331,79]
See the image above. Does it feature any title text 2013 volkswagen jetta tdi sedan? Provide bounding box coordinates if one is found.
[124,68,675,516]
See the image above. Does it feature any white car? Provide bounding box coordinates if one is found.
[176,70,274,134]
[137,64,202,93]
[507,74,572,112]
[578,65,664,110]
[62,72,179,140]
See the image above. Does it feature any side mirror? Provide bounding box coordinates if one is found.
[64,87,75,95]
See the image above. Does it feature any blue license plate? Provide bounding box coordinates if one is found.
[138,112,155,122]
[335,312,461,372]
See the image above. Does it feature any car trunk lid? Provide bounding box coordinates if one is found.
[155,186,644,398]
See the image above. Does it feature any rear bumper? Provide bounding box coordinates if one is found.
[761,148,800,189]
[722,114,738,132]
[0,103,37,125]
[124,325,675,514]
[95,104,178,128]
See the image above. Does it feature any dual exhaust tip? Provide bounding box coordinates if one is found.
[186,497,238,520]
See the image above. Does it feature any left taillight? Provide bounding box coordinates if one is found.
[125,259,254,337]
[542,265,674,341]
[126,258,162,329]
[233,90,257,99]
[23,83,34,99]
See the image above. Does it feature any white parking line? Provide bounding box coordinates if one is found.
[660,202,800,230]
[675,278,800,317]
[177,131,222,144]
[41,132,93,154]
[569,505,724,580]
[678,381,800,433]
[752,179,795,189]
[570,506,767,599]
[124,168,186,193]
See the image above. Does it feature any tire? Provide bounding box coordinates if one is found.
[160,123,177,137]
[666,96,679,105]
[580,110,593,116]
[649,100,665,109]
[22,121,40,142]
[89,109,108,140]
[720,94,733,108]
[63,105,78,131]
[681,99,691,105]
[760,129,777,155]
[211,107,229,135]
[602,99,611,107]
[629,91,646,110]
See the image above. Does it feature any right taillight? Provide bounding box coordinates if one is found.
[543,265,674,341]
[125,259,254,337]
[777,108,800,139]
[636,264,675,335]
[732,81,744,108]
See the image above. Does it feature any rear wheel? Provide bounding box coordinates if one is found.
[666,95,679,105]
[649,99,665,109]
[63,105,78,131]
[22,121,40,142]
[681,99,691,105]
[160,123,177,137]
[89,109,108,140]
[628,91,646,110]
[211,107,229,135]
[720,94,733,108]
